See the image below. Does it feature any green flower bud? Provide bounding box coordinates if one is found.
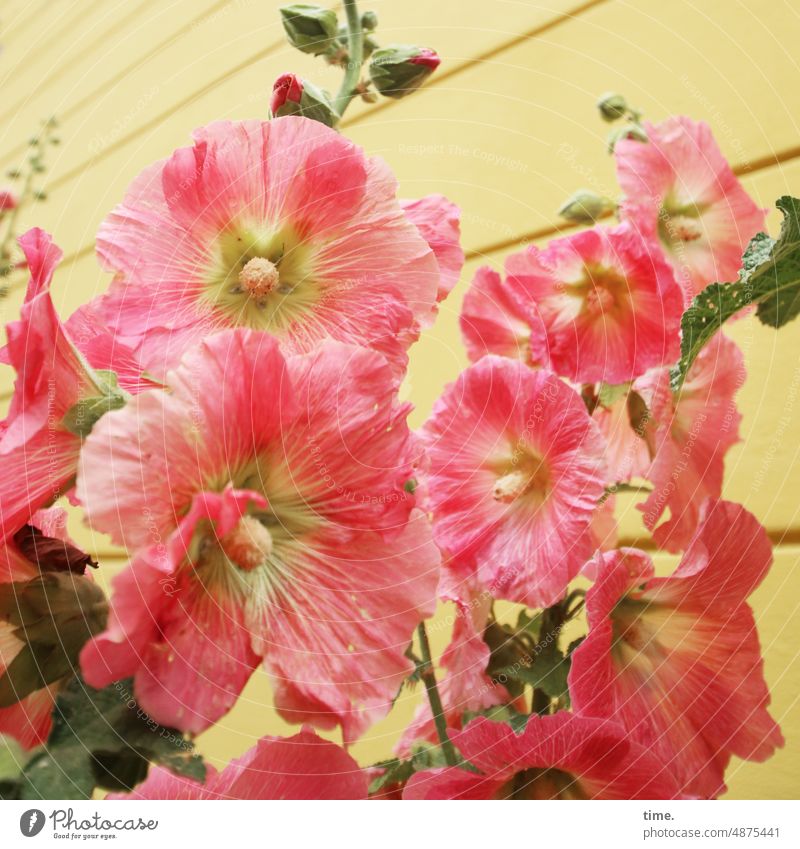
[597,91,628,122]
[558,190,615,223]
[279,4,339,55]
[270,73,339,128]
[369,44,441,99]
[607,123,648,153]
[361,10,378,30]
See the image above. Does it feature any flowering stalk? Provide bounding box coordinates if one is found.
[334,0,364,118]
[0,118,58,292]
[415,622,459,766]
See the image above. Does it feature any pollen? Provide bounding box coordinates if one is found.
[221,515,274,571]
[239,256,280,299]
[493,454,551,504]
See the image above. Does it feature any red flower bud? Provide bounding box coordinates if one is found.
[410,48,441,71]
[270,73,304,114]
[0,187,18,212]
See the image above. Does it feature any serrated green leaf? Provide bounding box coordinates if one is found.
[18,676,205,800]
[675,196,800,386]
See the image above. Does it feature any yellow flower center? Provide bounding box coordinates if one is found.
[492,452,550,505]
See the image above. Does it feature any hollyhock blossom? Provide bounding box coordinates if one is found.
[460,266,549,367]
[91,116,459,380]
[0,508,103,749]
[78,329,439,741]
[109,727,367,799]
[570,500,783,798]
[421,356,606,608]
[505,223,683,384]
[404,714,681,799]
[0,229,135,541]
[617,116,766,299]
[637,332,743,551]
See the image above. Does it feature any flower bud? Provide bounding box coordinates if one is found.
[558,190,615,223]
[0,187,18,211]
[607,123,648,153]
[279,4,339,55]
[361,10,378,30]
[269,73,339,128]
[369,45,441,99]
[597,92,628,122]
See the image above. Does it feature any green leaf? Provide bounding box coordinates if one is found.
[515,608,542,638]
[367,758,415,795]
[367,744,458,795]
[0,735,27,785]
[494,644,571,702]
[462,705,530,734]
[674,196,800,386]
[18,676,205,800]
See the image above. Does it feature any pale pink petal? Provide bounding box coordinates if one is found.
[505,224,683,384]
[570,501,783,798]
[617,116,766,299]
[401,195,465,301]
[405,714,680,799]
[422,356,606,607]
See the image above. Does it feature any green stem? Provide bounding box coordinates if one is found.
[334,0,363,118]
[416,621,459,766]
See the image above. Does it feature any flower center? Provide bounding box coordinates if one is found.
[659,197,706,251]
[202,225,322,334]
[493,453,550,504]
[503,768,588,800]
[220,515,274,572]
[580,264,628,318]
[239,257,280,299]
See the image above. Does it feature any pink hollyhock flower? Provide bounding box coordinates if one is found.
[421,356,606,608]
[404,714,681,799]
[504,223,683,384]
[400,195,464,301]
[1,508,101,748]
[637,332,743,551]
[569,500,783,798]
[91,116,459,380]
[0,187,18,211]
[460,266,549,367]
[0,229,138,541]
[617,116,766,299]
[108,727,366,799]
[78,329,439,740]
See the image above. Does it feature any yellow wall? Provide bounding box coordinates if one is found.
[1,0,798,798]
